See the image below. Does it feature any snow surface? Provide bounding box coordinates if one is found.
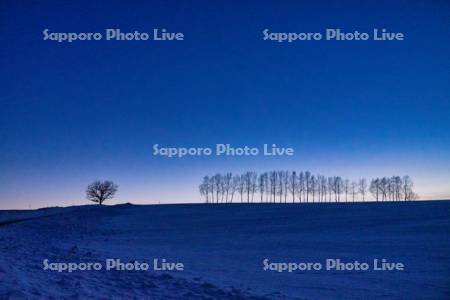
[0,201,449,299]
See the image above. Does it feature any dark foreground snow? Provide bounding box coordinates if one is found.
[0,201,449,299]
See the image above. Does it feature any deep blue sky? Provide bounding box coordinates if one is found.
[1,0,449,208]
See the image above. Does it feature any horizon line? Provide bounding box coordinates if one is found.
[2,198,450,211]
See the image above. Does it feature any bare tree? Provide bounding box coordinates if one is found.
[249,172,258,202]
[276,171,284,203]
[315,175,321,202]
[298,172,305,202]
[238,174,245,203]
[305,171,311,203]
[319,175,327,202]
[370,178,381,201]
[310,175,317,202]
[269,171,277,202]
[402,175,416,201]
[334,176,343,202]
[262,172,269,202]
[282,171,289,203]
[241,171,258,203]
[344,179,350,202]
[243,172,251,203]
[199,183,206,202]
[379,177,388,201]
[230,174,239,203]
[350,181,358,202]
[258,173,265,203]
[327,177,333,202]
[289,171,297,203]
[219,174,225,202]
[358,178,367,201]
[213,174,221,203]
[223,173,233,203]
[199,176,210,203]
[86,180,118,205]
[393,176,402,201]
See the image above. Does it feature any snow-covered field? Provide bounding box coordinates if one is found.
[1,201,449,299]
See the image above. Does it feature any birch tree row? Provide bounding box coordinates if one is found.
[199,171,417,203]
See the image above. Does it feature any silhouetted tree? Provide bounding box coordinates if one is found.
[402,175,416,201]
[319,175,327,202]
[370,178,380,201]
[237,174,245,203]
[213,174,221,203]
[350,181,358,202]
[269,171,277,202]
[223,173,233,203]
[282,171,289,203]
[86,180,118,205]
[359,178,367,201]
[230,174,239,203]
[305,171,311,203]
[289,171,297,203]
[344,179,350,202]
[258,173,267,203]
[298,172,305,202]
[393,176,402,201]
[325,177,331,202]
[276,171,284,203]
[334,176,343,202]
[380,177,388,201]
[199,176,210,203]
[310,175,317,202]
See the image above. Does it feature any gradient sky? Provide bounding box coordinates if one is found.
[1,0,449,209]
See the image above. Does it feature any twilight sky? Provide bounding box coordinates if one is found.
[1,0,449,209]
